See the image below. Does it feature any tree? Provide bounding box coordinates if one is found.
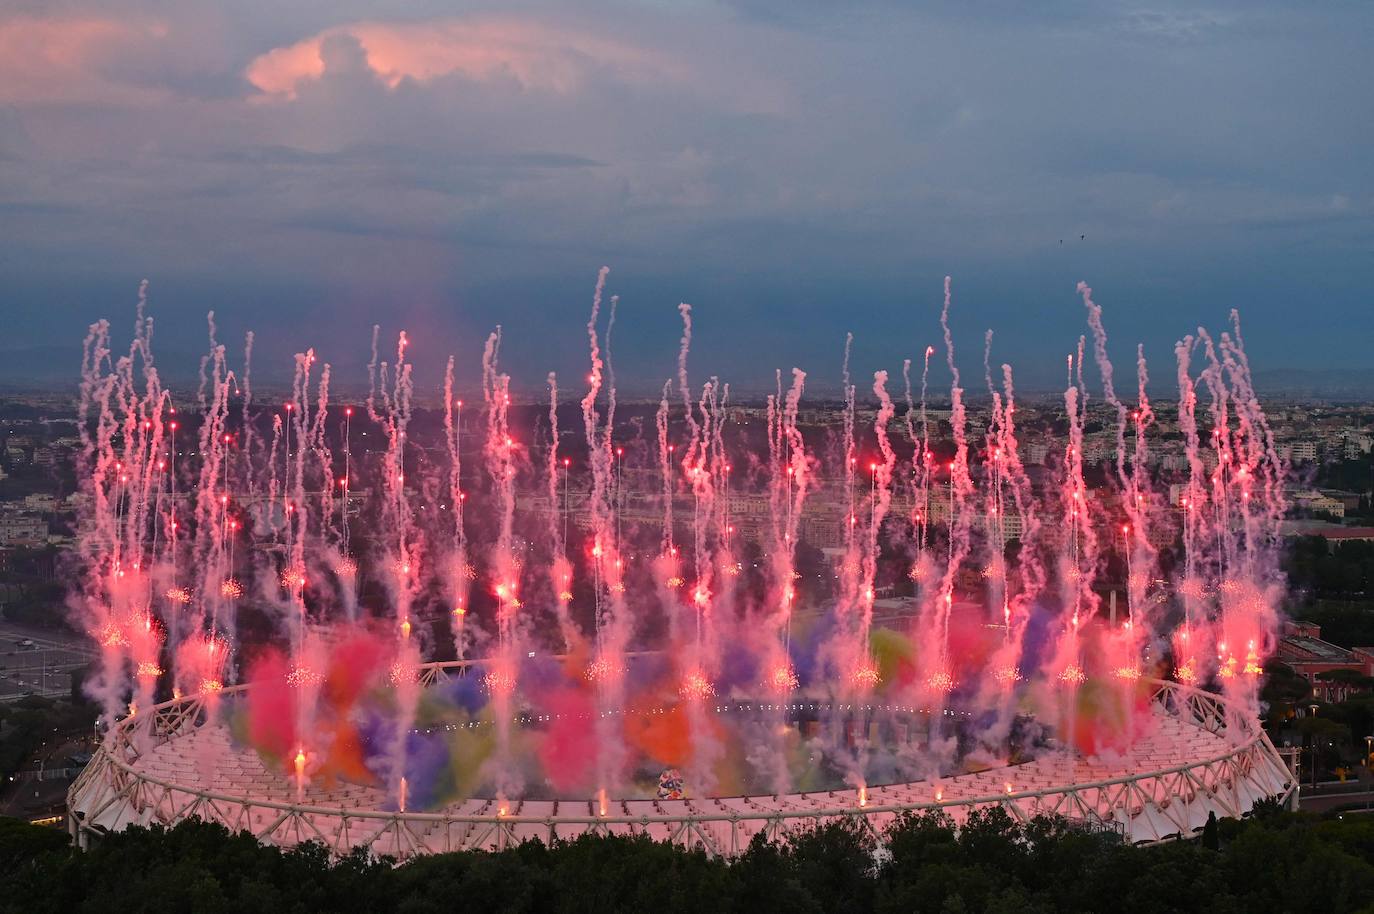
[5,809,1374,913]
[0,818,68,875]
[1201,812,1220,850]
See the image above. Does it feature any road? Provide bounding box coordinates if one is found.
[0,621,93,703]
[1295,780,1374,814]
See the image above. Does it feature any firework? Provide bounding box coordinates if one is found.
[926,670,955,692]
[679,670,715,700]
[767,664,799,693]
[286,666,324,688]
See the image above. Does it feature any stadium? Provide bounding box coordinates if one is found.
[68,663,1295,858]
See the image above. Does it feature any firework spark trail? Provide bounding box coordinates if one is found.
[579,268,615,648]
[191,329,235,649]
[997,366,1045,608]
[239,332,256,500]
[75,288,184,724]
[982,331,1008,632]
[363,331,424,805]
[670,302,726,793]
[900,356,930,575]
[1224,311,1286,525]
[1173,336,1208,681]
[578,268,631,801]
[651,378,685,651]
[1222,323,1288,658]
[307,358,336,548]
[764,368,796,792]
[707,379,737,635]
[767,373,784,605]
[284,352,313,636]
[1198,323,1285,702]
[835,334,863,681]
[546,371,575,650]
[913,345,936,566]
[369,333,419,640]
[933,277,974,690]
[767,369,810,653]
[443,357,471,658]
[482,327,523,803]
[78,318,126,724]
[688,378,720,651]
[1196,330,1237,640]
[656,380,674,556]
[1079,285,1153,575]
[781,370,809,596]
[991,362,1044,686]
[676,304,714,657]
[862,370,897,648]
[1079,283,1158,688]
[1128,345,1161,633]
[1045,341,1095,721]
[1219,318,1288,562]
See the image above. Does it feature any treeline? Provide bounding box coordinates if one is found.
[1287,536,1374,598]
[3,807,1373,913]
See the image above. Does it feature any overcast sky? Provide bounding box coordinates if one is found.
[1,1,1370,395]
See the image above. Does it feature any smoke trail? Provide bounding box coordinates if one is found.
[578,268,631,798]
[443,356,471,659]
[862,370,897,647]
[546,371,576,650]
[1078,282,1157,703]
[932,277,973,694]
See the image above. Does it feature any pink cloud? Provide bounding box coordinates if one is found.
[245,18,682,100]
[0,15,168,105]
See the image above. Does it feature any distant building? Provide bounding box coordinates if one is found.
[1319,489,1364,514]
[1341,429,1373,459]
[1278,521,1374,543]
[1158,453,1187,472]
[0,514,48,546]
[1289,489,1346,518]
[1277,621,1374,701]
[1021,442,1049,466]
[1283,441,1319,463]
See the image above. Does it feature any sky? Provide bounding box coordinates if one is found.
[1,0,1371,396]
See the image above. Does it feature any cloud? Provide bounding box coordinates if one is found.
[245,17,684,99]
[1114,8,1234,42]
[0,14,171,105]
[0,1,1371,385]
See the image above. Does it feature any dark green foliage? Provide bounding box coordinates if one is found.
[3,809,1374,914]
[0,817,69,874]
[1202,811,1220,850]
[1286,537,1374,600]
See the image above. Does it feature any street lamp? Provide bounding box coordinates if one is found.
[1309,705,1320,788]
